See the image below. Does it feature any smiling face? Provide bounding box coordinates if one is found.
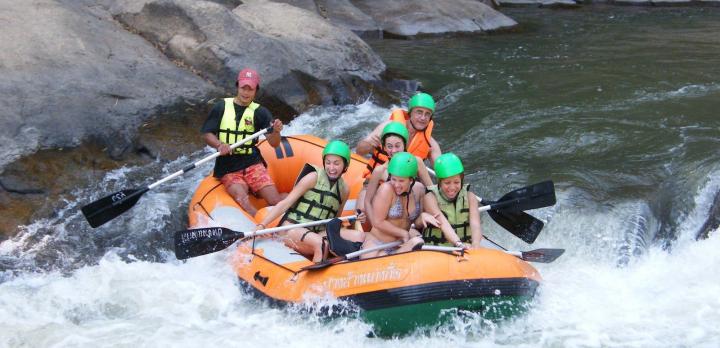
[236,85,257,105]
[409,106,433,130]
[439,174,462,200]
[383,134,406,158]
[389,175,412,196]
[323,154,346,180]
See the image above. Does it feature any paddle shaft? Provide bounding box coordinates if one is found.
[247,215,356,238]
[149,126,272,190]
[420,245,564,263]
[344,241,402,260]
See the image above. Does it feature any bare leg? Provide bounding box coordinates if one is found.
[397,236,424,253]
[227,183,257,216]
[340,228,365,243]
[286,228,326,263]
[256,185,287,205]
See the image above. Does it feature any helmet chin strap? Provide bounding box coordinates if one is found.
[439,176,463,203]
[324,160,348,183]
[399,178,415,197]
[409,118,427,132]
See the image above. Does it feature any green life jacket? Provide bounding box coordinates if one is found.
[218,98,259,155]
[424,184,471,245]
[284,164,346,232]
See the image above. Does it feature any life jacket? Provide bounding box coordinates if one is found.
[424,184,471,245]
[218,98,260,155]
[284,164,347,232]
[362,148,390,178]
[389,109,434,160]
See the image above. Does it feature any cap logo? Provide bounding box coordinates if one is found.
[245,72,253,78]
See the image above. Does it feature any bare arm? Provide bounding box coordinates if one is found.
[356,121,389,156]
[428,136,442,167]
[363,165,386,223]
[257,171,317,228]
[416,156,433,186]
[370,184,410,240]
[202,132,231,155]
[422,192,463,245]
[468,193,483,248]
[265,119,283,148]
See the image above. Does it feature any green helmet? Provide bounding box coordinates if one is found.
[434,153,464,179]
[408,92,435,113]
[381,121,409,146]
[387,152,418,178]
[323,140,351,165]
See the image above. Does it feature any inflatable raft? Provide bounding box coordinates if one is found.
[186,135,542,336]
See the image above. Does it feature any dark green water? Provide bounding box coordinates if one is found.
[369,6,720,249]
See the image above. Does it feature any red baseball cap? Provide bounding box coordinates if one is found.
[237,68,260,89]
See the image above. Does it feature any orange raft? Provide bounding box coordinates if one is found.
[188,135,541,337]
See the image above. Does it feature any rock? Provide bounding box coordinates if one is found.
[497,0,580,7]
[270,0,383,38]
[271,0,513,38]
[114,0,388,117]
[350,0,517,37]
[0,0,216,170]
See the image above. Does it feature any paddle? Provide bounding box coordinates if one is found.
[81,126,274,228]
[420,245,565,263]
[427,167,555,244]
[174,215,357,260]
[301,241,403,271]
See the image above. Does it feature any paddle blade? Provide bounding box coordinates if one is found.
[520,248,565,263]
[81,188,148,228]
[495,180,556,212]
[488,209,544,244]
[174,227,245,260]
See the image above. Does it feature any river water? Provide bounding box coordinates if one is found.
[2,6,720,347]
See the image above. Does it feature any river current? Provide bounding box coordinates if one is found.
[2,6,720,347]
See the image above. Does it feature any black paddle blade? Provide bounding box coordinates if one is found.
[520,248,565,263]
[174,227,245,260]
[81,188,148,228]
[326,218,362,257]
[495,180,556,212]
[488,209,544,244]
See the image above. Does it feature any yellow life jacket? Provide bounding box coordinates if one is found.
[424,184,471,245]
[284,164,347,232]
[218,98,259,155]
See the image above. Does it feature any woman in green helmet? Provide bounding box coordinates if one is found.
[422,153,482,248]
[361,152,428,258]
[357,121,431,231]
[255,140,365,262]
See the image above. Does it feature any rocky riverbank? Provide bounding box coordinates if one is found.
[0,0,516,236]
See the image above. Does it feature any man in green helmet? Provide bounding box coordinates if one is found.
[356,92,442,169]
[255,140,365,262]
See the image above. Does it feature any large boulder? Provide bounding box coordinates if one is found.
[113,0,388,117]
[350,0,517,37]
[271,0,514,38]
[0,0,216,169]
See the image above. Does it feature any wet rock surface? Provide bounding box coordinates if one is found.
[1,0,519,236]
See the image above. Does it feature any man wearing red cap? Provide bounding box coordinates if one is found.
[201,68,285,216]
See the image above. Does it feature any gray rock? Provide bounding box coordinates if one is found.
[271,0,382,38]
[497,0,579,6]
[0,0,215,170]
[350,0,517,37]
[115,0,388,115]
